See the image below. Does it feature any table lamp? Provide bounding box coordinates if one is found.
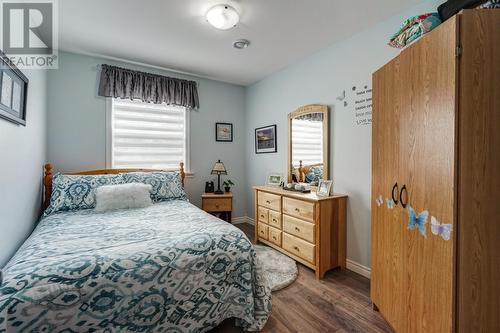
[211,160,227,194]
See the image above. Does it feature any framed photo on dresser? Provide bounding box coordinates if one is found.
[0,51,28,126]
[317,180,333,197]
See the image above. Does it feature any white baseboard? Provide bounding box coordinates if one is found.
[231,216,253,225]
[346,259,371,279]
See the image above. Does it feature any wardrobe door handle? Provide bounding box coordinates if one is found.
[400,185,408,209]
[391,183,399,205]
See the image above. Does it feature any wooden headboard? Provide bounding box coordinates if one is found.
[42,162,186,210]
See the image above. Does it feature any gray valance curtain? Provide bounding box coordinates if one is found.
[98,64,200,109]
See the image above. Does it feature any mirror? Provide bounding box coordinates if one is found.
[288,104,329,185]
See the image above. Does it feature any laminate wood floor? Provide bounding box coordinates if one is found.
[211,223,393,333]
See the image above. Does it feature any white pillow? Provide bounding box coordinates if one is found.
[94,183,153,213]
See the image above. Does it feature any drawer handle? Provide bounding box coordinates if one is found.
[260,214,265,218]
[272,219,277,222]
[295,227,300,232]
[266,200,271,204]
[293,246,300,252]
[272,236,277,240]
[295,208,300,212]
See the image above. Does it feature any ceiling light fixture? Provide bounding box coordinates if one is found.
[233,39,250,49]
[206,4,239,30]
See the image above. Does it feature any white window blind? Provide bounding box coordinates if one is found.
[109,98,188,170]
[291,119,323,167]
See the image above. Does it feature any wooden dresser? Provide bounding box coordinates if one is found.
[254,186,348,279]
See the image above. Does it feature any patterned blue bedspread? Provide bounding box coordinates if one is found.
[0,200,271,332]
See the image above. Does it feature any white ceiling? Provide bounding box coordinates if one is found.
[59,0,423,86]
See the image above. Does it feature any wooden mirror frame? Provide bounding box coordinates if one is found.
[287,104,329,183]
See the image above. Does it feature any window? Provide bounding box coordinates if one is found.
[107,98,189,171]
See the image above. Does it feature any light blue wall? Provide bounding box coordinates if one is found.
[245,0,442,268]
[0,69,47,267]
[47,52,247,217]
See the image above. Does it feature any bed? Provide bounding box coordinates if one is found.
[0,164,271,332]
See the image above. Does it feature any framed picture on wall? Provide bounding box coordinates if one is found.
[0,51,28,126]
[255,124,277,154]
[215,122,233,142]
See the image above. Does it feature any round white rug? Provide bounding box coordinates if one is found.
[254,245,298,291]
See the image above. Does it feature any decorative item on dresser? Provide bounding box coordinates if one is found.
[316,180,333,197]
[202,192,233,222]
[254,185,347,279]
[266,174,283,186]
[371,10,500,333]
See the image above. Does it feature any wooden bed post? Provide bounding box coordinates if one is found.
[180,162,185,186]
[43,163,53,210]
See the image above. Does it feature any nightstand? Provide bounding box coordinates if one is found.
[202,192,233,222]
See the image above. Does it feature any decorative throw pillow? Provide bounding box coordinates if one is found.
[44,173,124,216]
[94,183,153,213]
[122,172,187,202]
[305,166,324,185]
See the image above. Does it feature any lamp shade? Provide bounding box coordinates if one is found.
[211,160,227,174]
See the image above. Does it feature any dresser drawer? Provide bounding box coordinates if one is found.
[257,206,269,223]
[202,198,232,212]
[268,226,282,246]
[258,191,281,211]
[283,197,315,222]
[283,233,315,264]
[268,210,282,229]
[283,214,315,243]
[257,223,269,240]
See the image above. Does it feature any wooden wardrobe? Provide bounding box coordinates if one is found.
[371,10,499,333]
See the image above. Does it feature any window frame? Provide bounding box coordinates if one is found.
[105,98,191,173]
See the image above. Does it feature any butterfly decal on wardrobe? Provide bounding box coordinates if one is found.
[386,198,395,209]
[431,216,453,241]
[375,195,384,207]
[407,205,428,237]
